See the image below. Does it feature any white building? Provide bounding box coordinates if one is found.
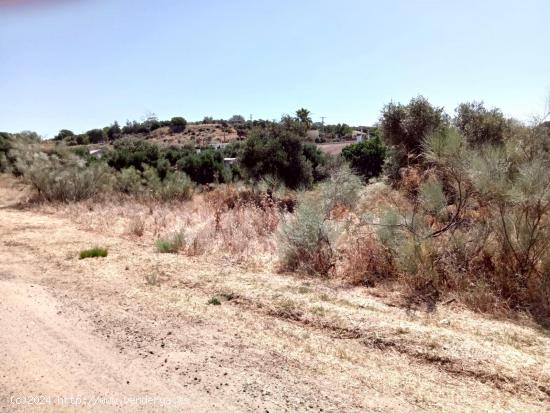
[352,130,370,142]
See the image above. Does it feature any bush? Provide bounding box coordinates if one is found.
[454,102,508,146]
[107,122,121,141]
[228,115,245,124]
[302,142,329,181]
[86,128,105,144]
[0,132,13,172]
[380,96,449,154]
[79,247,108,259]
[156,229,185,253]
[382,145,408,183]
[142,166,194,201]
[339,231,393,286]
[75,134,90,145]
[18,152,112,202]
[320,165,363,212]
[107,138,160,171]
[176,149,229,184]
[116,166,143,194]
[156,170,194,201]
[278,196,337,276]
[170,117,187,133]
[240,125,325,189]
[322,123,352,140]
[371,122,550,319]
[207,297,222,305]
[341,136,387,180]
[1,131,41,173]
[54,129,74,141]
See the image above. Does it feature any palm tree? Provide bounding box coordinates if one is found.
[295,108,312,129]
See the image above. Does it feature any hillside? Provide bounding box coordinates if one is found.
[148,124,241,146]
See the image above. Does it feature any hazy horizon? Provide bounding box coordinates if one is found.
[1,0,549,137]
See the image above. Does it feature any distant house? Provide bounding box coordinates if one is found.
[88,148,105,159]
[223,157,237,167]
[352,130,370,142]
[209,142,228,150]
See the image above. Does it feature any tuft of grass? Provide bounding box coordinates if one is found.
[79,246,108,259]
[145,273,160,286]
[155,229,185,253]
[207,297,221,305]
[127,215,145,237]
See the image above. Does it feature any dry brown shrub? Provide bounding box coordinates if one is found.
[205,184,295,217]
[126,215,145,237]
[185,234,207,256]
[398,166,422,195]
[338,230,394,286]
[217,202,279,258]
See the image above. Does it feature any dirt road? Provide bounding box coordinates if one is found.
[0,179,548,412]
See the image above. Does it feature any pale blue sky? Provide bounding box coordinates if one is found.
[1,0,549,137]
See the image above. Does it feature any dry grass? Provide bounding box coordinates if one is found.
[2,174,549,411]
[52,187,283,268]
[39,179,550,325]
[337,229,394,286]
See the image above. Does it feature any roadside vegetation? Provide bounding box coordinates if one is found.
[79,247,108,259]
[2,100,549,326]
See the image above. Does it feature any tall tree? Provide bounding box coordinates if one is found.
[295,108,312,129]
[454,102,508,146]
[380,96,448,154]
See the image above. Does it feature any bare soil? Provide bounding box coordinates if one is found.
[316,141,354,155]
[0,176,548,412]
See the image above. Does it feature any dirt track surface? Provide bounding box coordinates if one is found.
[0,177,549,412]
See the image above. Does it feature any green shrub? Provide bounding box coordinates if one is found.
[156,170,194,201]
[228,115,245,124]
[0,132,13,172]
[75,134,90,145]
[207,297,221,305]
[116,166,143,194]
[143,166,194,201]
[86,128,105,144]
[170,117,187,133]
[375,122,550,318]
[155,229,186,253]
[320,165,363,212]
[79,247,108,259]
[54,129,74,141]
[278,196,337,276]
[302,142,329,181]
[1,131,41,173]
[380,96,449,154]
[454,101,508,146]
[240,125,325,189]
[107,122,121,141]
[107,138,160,171]
[341,136,387,180]
[176,149,229,184]
[18,152,112,202]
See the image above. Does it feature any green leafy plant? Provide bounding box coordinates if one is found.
[341,136,387,180]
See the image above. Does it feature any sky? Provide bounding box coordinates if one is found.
[1,0,549,138]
